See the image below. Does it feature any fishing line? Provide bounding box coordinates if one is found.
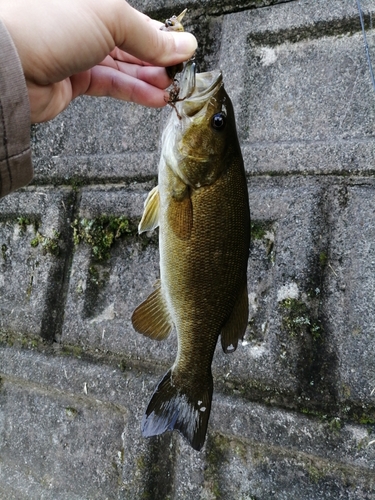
[356,0,375,92]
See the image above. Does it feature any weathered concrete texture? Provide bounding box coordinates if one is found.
[196,434,375,500]
[31,99,161,185]
[0,348,151,499]
[0,188,73,340]
[131,0,295,17]
[159,424,375,500]
[324,183,375,407]
[0,382,125,500]
[1,348,374,500]
[220,0,375,175]
[2,0,375,498]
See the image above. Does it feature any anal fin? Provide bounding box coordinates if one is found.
[221,280,249,353]
[131,285,172,340]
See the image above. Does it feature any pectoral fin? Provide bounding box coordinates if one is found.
[139,186,160,233]
[167,195,193,240]
[131,285,173,340]
[220,280,249,353]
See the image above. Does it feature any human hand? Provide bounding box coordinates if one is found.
[0,0,197,123]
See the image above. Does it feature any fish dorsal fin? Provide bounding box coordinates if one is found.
[131,284,173,340]
[167,195,193,240]
[139,186,160,233]
[220,280,249,353]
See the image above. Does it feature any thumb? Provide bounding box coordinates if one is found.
[112,3,197,66]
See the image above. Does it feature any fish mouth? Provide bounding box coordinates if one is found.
[179,60,197,99]
[178,61,222,116]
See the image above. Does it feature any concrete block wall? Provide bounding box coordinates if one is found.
[1,0,375,498]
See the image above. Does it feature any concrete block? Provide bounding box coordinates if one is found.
[130,0,295,17]
[195,431,375,500]
[0,381,125,500]
[209,397,375,471]
[2,348,374,500]
[219,0,375,176]
[31,97,162,185]
[0,188,73,340]
[324,182,375,407]
[32,151,159,186]
[0,347,153,499]
[32,97,161,158]
[174,396,375,499]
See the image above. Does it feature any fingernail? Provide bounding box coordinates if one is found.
[174,32,198,57]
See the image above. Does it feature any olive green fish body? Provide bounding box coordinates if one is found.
[160,152,249,366]
[132,63,250,450]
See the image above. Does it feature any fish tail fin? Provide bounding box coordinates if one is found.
[141,369,213,451]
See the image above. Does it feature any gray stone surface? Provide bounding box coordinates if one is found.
[0,381,125,500]
[220,0,375,176]
[0,348,151,499]
[0,188,73,340]
[324,183,375,407]
[130,0,294,17]
[31,98,161,185]
[2,0,375,498]
[1,348,375,499]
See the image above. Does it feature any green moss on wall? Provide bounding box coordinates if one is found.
[279,298,322,340]
[72,215,135,261]
[65,407,78,418]
[250,221,271,240]
[30,230,61,256]
[17,216,40,234]
[15,216,60,256]
[204,433,229,498]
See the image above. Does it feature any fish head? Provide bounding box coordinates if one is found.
[163,61,239,189]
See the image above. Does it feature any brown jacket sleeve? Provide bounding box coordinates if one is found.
[0,19,32,198]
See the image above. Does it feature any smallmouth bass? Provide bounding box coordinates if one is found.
[132,61,250,451]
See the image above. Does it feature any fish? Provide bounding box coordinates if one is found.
[131,61,250,451]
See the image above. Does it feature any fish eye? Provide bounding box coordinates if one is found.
[211,113,226,130]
